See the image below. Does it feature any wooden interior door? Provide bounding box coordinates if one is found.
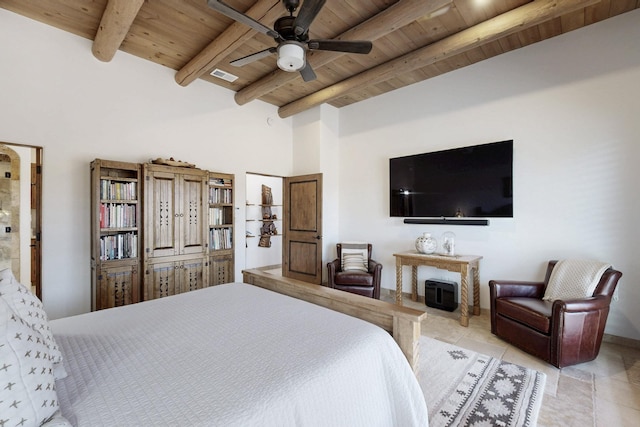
[31,161,41,299]
[282,174,323,284]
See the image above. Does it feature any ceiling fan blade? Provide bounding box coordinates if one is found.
[293,0,326,37]
[308,39,373,54]
[207,0,281,40]
[299,62,317,82]
[230,47,277,67]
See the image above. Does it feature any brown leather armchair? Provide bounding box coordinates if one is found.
[327,243,382,299]
[489,260,622,368]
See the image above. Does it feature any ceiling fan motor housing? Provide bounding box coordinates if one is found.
[277,41,305,72]
[283,0,300,13]
[274,15,308,41]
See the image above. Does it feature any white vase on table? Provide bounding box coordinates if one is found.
[415,232,437,254]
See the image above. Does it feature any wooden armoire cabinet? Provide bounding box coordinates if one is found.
[91,159,235,310]
[143,163,208,301]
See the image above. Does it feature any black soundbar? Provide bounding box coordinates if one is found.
[403,218,489,226]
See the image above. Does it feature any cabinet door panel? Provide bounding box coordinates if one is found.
[210,253,234,286]
[146,171,178,257]
[180,172,207,255]
[97,264,139,310]
[145,260,179,300]
[179,257,207,293]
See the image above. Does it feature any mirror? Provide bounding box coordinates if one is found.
[0,142,42,298]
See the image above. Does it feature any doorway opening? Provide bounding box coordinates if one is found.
[245,173,283,273]
[0,142,42,298]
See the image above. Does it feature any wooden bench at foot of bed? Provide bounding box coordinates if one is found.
[243,269,426,373]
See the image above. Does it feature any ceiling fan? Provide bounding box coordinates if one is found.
[207,0,373,82]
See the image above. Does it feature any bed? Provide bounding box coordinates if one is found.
[46,282,428,426]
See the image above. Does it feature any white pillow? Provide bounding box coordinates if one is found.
[341,243,368,272]
[543,259,611,301]
[0,268,66,379]
[0,298,61,426]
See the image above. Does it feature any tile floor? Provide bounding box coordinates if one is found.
[380,292,640,427]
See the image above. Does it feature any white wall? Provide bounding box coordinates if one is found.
[338,10,640,340]
[292,105,341,281]
[0,9,293,319]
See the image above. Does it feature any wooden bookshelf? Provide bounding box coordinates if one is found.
[208,172,234,285]
[90,159,141,311]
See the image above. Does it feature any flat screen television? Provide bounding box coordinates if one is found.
[390,140,513,218]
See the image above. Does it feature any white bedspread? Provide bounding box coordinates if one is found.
[51,283,428,426]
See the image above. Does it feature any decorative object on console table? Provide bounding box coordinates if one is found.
[393,251,482,327]
[415,232,437,254]
[441,231,456,256]
[90,159,141,311]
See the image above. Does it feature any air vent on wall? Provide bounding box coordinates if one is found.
[210,68,238,82]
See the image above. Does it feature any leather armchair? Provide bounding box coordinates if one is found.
[327,243,382,299]
[489,260,622,368]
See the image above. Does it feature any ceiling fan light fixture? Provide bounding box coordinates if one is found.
[277,42,305,72]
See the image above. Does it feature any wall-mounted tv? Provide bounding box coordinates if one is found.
[390,140,513,218]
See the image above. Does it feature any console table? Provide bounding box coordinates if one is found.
[393,251,483,327]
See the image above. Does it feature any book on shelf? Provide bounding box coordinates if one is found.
[100,203,137,228]
[210,227,232,250]
[99,232,138,261]
[209,187,232,204]
[209,207,224,225]
[100,179,137,201]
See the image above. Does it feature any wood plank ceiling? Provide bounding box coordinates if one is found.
[1,0,638,118]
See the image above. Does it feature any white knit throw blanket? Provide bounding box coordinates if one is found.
[543,259,611,301]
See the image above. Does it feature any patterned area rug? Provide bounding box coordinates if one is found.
[417,336,546,427]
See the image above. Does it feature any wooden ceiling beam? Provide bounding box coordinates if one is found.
[92,0,145,62]
[175,0,282,87]
[277,0,601,118]
[234,0,453,106]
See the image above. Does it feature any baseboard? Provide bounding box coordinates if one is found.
[603,333,640,349]
[382,289,640,348]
